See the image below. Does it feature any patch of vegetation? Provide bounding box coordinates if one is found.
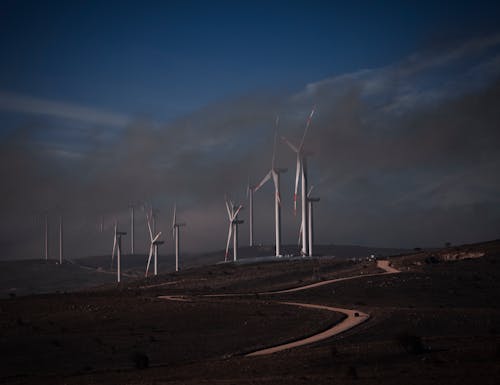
[330,344,338,360]
[396,331,426,354]
[346,365,358,379]
[130,351,149,369]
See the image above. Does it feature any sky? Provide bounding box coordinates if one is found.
[1,0,500,260]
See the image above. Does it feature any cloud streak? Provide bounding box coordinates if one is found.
[0,91,131,127]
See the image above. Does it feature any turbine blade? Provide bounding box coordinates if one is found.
[254,170,272,192]
[146,214,153,241]
[172,204,177,229]
[299,106,315,150]
[145,244,153,276]
[111,222,117,265]
[153,232,161,243]
[271,128,278,170]
[282,136,299,153]
[225,223,233,261]
[271,170,281,205]
[225,199,232,219]
[233,204,243,219]
[298,222,303,246]
[271,169,279,190]
[307,185,314,198]
[111,234,117,265]
[293,154,301,215]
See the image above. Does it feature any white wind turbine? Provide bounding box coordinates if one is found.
[145,213,163,277]
[111,222,127,283]
[44,213,49,260]
[58,215,63,264]
[129,203,136,255]
[306,186,320,257]
[254,124,287,257]
[224,197,244,262]
[172,204,186,272]
[247,179,256,247]
[282,107,316,255]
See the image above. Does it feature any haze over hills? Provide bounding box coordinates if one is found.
[0,243,411,298]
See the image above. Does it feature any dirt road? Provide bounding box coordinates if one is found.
[160,260,399,356]
[246,302,369,356]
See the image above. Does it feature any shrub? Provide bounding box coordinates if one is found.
[131,351,149,369]
[347,366,358,379]
[396,332,426,354]
[330,344,338,359]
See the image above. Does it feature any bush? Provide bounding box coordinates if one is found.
[347,366,358,379]
[330,344,338,359]
[131,351,149,369]
[396,332,426,354]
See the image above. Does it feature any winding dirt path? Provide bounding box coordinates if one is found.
[160,260,399,356]
[246,303,369,356]
[260,259,399,294]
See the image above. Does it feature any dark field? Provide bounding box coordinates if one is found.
[1,240,499,384]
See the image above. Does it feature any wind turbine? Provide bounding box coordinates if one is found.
[129,203,136,255]
[151,208,160,235]
[145,213,163,277]
[282,107,316,255]
[111,222,127,283]
[224,197,244,262]
[44,213,49,260]
[307,186,320,257]
[247,179,256,247]
[59,215,63,264]
[172,204,186,272]
[255,124,287,257]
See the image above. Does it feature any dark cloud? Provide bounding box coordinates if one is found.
[1,35,500,260]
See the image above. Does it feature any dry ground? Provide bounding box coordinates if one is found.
[1,241,499,384]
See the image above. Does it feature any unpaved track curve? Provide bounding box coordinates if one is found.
[160,260,399,356]
[246,302,369,356]
[260,259,399,294]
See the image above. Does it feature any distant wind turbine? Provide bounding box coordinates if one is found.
[111,222,127,283]
[224,197,244,262]
[145,213,163,277]
[282,107,316,255]
[255,122,287,257]
[247,179,256,247]
[129,203,136,255]
[306,186,320,257]
[172,204,186,272]
[44,213,49,260]
[59,215,63,264]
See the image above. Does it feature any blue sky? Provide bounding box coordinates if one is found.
[2,0,500,123]
[1,1,500,259]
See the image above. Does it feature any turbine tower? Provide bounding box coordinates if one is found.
[224,198,244,262]
[111,222,127,283]
[172,204,186,272]
[59,215,63,264]
[255,128,287,257]
[129,203,135,255]
[306,186,320,257]
[44,213,49,260]
[145,214,163,277]
[247,180,256,247]
[282,107,316,255]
